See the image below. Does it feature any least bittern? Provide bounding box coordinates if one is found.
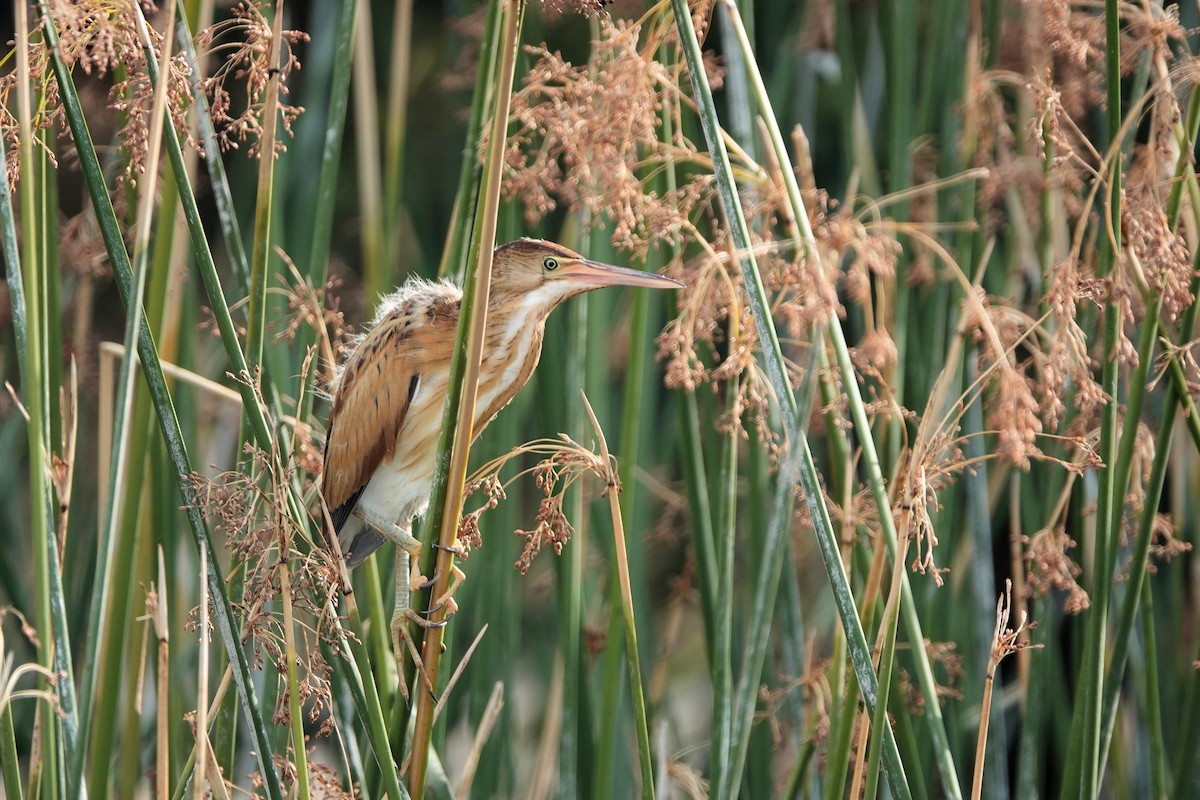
[321,238,680,694]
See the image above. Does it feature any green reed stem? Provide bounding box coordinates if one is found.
[409,2,525,794]
[1140,566,1167,798]
[14,8,64,799]
[338,603,406,800]
[865,573,904,800]
[1065,3,1122,796]
[74,5,178,794]
[710,368,739,799]
[303,0,358,285]
[438,0,502,280]
[824,656,859,800]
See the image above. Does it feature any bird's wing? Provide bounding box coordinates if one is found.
[322,318,421,534]
[321,294,460,538]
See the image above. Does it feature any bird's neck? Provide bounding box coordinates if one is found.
[471,289,557,431]
[486,286,562,333]
[483,289,554,353]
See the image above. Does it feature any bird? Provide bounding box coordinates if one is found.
[320,238,681,692]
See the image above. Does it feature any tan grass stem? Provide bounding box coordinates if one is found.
[972,580,1038,800]
[583,391,656,797]
[245,0,286,368]
[409,1,524,794]
[153,548,170,800]
[194,541,210,800]
[278,545,310,798]
[529,657,565,800]
[453,681,505,799]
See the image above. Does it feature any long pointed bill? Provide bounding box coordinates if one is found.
[560,259,684,290]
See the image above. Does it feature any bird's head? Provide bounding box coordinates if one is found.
[490,238,682,310]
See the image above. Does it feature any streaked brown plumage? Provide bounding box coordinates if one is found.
[320,238,681,686]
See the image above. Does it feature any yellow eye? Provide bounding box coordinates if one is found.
[543,257,558,271]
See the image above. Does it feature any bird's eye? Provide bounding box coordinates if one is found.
[543,257,558,271]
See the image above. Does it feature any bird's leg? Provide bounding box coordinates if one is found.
[392,545,442,703]
[351,509,444,701]
[352,508,430,585]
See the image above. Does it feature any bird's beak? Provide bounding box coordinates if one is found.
[559,258,684,290]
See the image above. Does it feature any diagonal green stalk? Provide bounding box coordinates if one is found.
[671,1,913,795]
[134,0,279,470]
[71,4,180,795]
[38,7,285,797]
[74,3,177,786]
[0,116,28,376]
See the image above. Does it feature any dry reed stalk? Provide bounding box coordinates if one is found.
[971,580,1040,800]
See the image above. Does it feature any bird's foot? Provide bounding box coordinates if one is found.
[426,543,465,613]
[390,607,447,704]
[432,564,465,617]
[413,556,465,617]
[408,556,430,594]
